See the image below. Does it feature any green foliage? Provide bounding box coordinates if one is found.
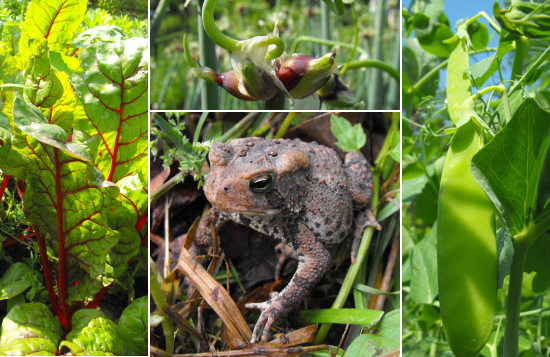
[153,113,212,187]
[0,0,148,354]
[330,114,366,152]
[403,1,550,355]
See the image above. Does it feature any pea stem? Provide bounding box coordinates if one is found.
[344,60,400,83]
[503,240,529,357]
[511,36,527,82]
[509,45,550,95]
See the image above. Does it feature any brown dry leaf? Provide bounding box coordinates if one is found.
[151,168,171,193]
[178,248,253,347]
[268,324,318,346]
[151,344,335,357]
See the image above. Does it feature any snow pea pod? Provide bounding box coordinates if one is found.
[437,119,497,357]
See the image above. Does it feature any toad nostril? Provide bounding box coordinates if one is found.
[223,186,230,192]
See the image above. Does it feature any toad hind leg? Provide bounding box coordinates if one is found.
[245,222,332,342]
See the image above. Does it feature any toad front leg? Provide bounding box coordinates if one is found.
[245,221,332,342]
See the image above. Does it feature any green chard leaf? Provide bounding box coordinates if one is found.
[117,296,147,356]
[0,93,28,179]
[23,38,63,109]
[0,302,62,355]
[72,37,148,283]
[11,95,122,303]
[59,317,124,356]
[2,22,21,57]
[65,309,106,343]
[40,71,76,135]
[0,262,34,300]
[19,0,87,58]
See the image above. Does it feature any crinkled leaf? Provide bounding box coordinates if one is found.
[117,296,147,356]
[72,37,148,183]
[0,262,33,300]
[67,273,107,302]
[0,337,57,356]
[12,95,122,302]
[49,51,82,79]
[471,98,550,237]
[63,309,105,344]
[72,37,148,282]
[71,26,124,48]
[13,94,90,161]
[19,0,87,57]
[330,114,366,152]
[0,94,27,179]
[23,38,63,109]
[0,302,62,349]
[40,71,76,135]
[60,317,124,356]
[2,22,21,56]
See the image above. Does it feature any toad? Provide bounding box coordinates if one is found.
[189,137,380,342]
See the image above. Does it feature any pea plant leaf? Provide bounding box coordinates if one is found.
[0,302,62,355]
[464,29,514,88]
[330,114,366,152]
[412,12,455,58]
[402,37,440,106]
[410,224,438,304]
[471,98,550,283]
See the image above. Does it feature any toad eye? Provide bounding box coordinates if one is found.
[249,175,273,193]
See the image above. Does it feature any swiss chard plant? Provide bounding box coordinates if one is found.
[0,0,148,355]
